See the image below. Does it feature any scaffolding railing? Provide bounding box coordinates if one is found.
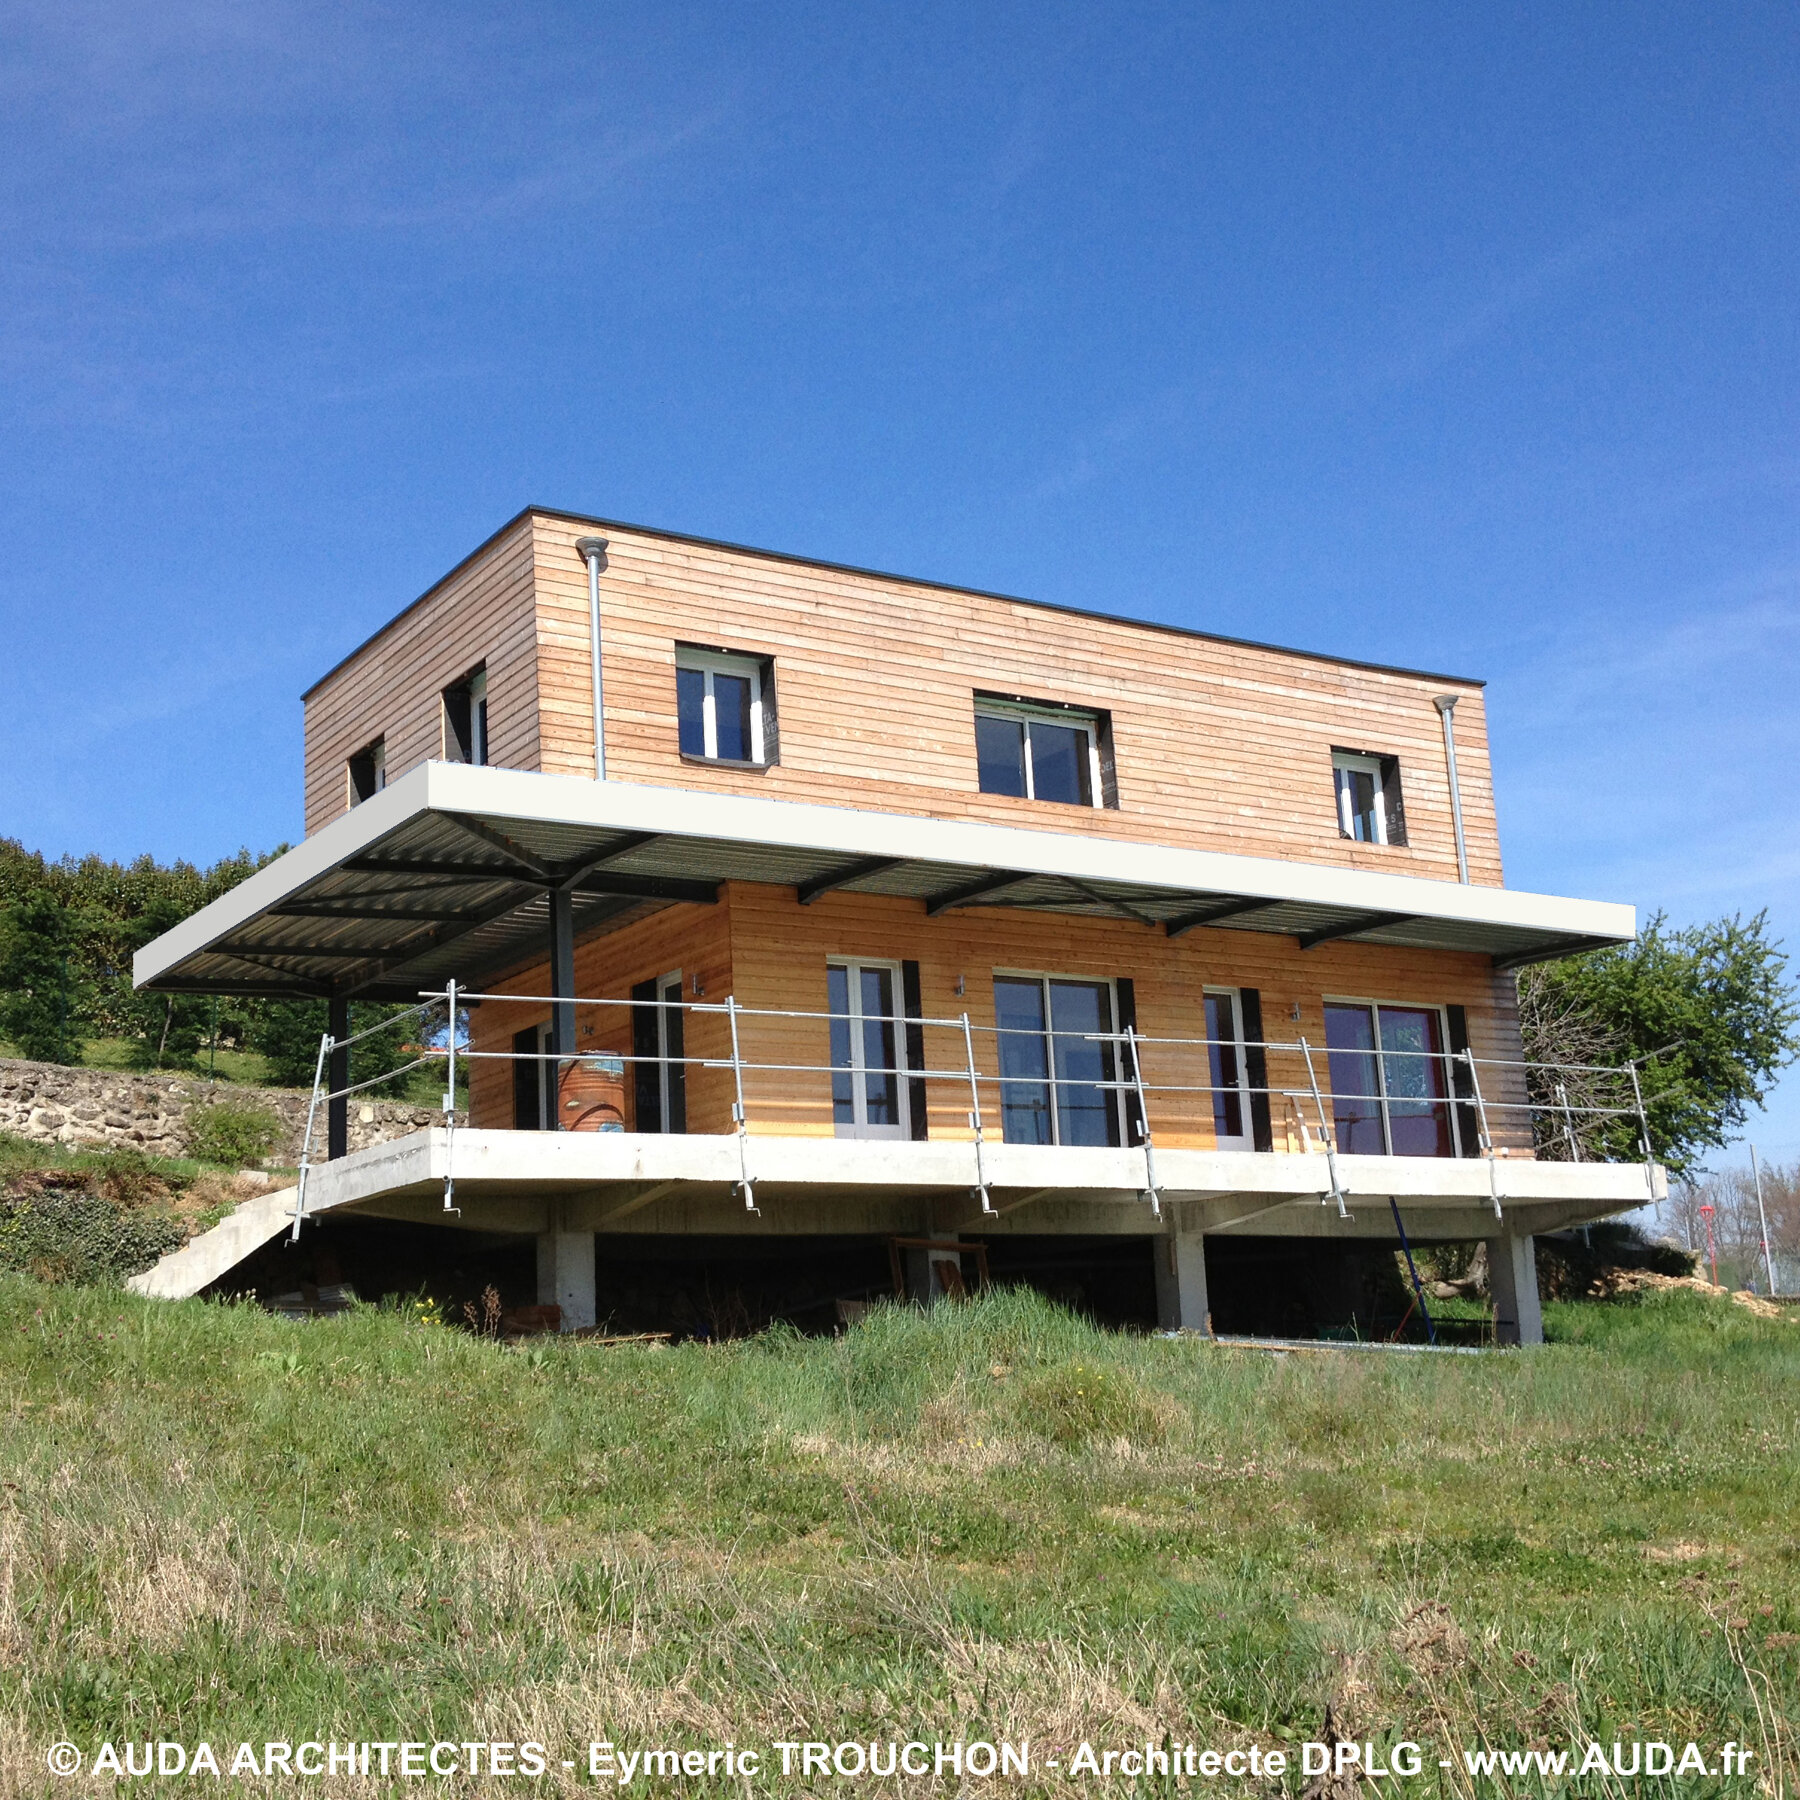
[285,985,1662,1234]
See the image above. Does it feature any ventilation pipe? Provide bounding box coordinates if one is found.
[576,536,609,779]
[1433,695,1470,884]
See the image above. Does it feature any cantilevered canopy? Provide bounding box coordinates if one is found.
[136,764,1635,1000]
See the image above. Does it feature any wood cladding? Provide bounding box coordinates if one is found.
[466,884,1532,1155]
[528,515,1505,886]
[303,519,542,837]
[304,509,1505,892]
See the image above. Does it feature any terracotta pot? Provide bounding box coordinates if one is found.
[558,1054,627,1132]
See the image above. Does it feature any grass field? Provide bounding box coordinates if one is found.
[0,1279,1793,1797]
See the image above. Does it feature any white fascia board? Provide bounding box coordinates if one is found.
[136,762,1635,987]
[132,765,441,987]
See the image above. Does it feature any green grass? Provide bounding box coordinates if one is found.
[0,1281,1794,1796]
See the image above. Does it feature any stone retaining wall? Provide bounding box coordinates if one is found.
[0,1059,462,1164]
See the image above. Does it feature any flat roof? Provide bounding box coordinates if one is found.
[136,763,1630,1002]
[302,505,1489,700]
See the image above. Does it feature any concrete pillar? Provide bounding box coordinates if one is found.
[548,886,576,1130]
[1154,1226,1211,1333]
[537,1224,596,1331]
[1488,1229,1543,1346]
[326,994,350,1161]
[904,1239,964,1306]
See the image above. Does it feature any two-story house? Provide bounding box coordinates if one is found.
[132,508,1661,1341]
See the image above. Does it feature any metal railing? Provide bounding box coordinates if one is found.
[286,986,1661,1236]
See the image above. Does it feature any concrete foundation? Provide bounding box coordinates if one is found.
[536,1226,597,1331]
[1487,1229,1544,1346]
[1153,1223,1211,1332]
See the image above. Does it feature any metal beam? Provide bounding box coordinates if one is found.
[549,830,663,888]
[213,940,421,961]
[573,871,719,905]
[1164,897,1283,938]
[1491,935,1619,973]
[1297,911,1420,950]
[1061,875,1157,927]
[343,855,530,882]
[442,813,555,878]
[271,901,490,922]
[923,870,1034,916]
[327,996,349,1162]
[142,972,335,998]
[796,855,905,906]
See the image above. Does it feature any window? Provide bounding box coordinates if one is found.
[444,667,488,766]
[1203,988,1254,1150]
[1324,1001,1457,1157]
[828,960,910,1138]
[974,696,1108,807]
[631,972,686,1133]
[1333,750,1406,845]
[348,738,386,805]
[512,1023,552,1130]
[676,647,773,764]
[993,974,1121,1146]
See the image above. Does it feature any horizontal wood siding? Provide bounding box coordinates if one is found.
[529,515,1505,886]
[467,882,1531,1153]
[303,520,542,836]
[465,899,735,1133]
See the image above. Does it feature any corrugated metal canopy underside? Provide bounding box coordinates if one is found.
[142,802,1622,1001]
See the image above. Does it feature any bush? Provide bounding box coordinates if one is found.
[185,1101,283,1167]
[0,1177,184,1285]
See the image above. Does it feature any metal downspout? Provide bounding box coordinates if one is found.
[576,536,608,780]
[1433,695,1470,885]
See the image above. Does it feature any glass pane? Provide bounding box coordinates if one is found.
[1048,980,1118,1147]
[713,672,755,761]
[1325,1002,1386,1154]
[994,977,1052,1144]
[1379,1006,1453,1157]
[975,713,1028,797]
[1339,767,1379,842]
[677,667,708,757]
[859,966,900,1127]
[827,965,855,1127]
[1204,992,1244,1140]
[1027,721,1090,806]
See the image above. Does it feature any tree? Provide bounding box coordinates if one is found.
[252,999,421,1093]
[0,892,92,1065]
[1518,911,1800,1177]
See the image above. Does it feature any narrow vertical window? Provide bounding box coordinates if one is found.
[444,667,489,766]
[827,960,907,1138]
[1203,989,1253,1149]
[348,738,386,805]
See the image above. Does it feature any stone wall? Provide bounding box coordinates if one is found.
[0,1059,463,1164]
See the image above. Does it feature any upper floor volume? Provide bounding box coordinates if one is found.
[304,506,1501,887]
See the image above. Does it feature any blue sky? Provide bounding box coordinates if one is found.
[2,2,1797,1154]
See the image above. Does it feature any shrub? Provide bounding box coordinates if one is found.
[0,1177,184,1285]
[185,1101,283,1167]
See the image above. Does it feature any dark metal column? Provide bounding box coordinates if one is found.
[549,887,576,1130]
[327,994,350,1161]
